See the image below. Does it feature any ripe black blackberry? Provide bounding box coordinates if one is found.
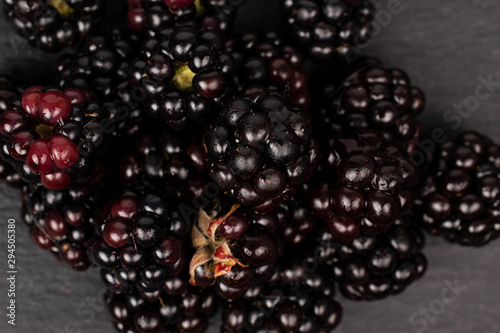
[129,25,236,130]
[315,58,426,154]
[0,76,24,187]
[104,276,218,333]
[221,254,342,332]
[0,86,110,190]
[227,32,311,108]
[90,189,191,293]
[126,0,235,36]
[56,29,140,101]
[316,214,427,301]
[281,0,375,62]
[309,131,419,241]
[416,131,500,246]
[117,122,206,200]
[20,180,113,271]
[203,91,320,212]
[189,199,281,300]
[2,0,104,52]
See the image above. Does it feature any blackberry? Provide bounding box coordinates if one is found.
[221,254,342,332]
[56,29,140,101]
[129,25,236,130]
[316,214,427,301]
[20,180,113,271]
[2,0,104,52]
[416,131,500,246]
[202,92,320,212]
[309,131,419,241]
[227,32,311,108]
[0,86,110,190]
[104,278,218,333]
[0,76,23,187]
[315,58,426,154]
[90,189,191,293]
[281,0,375,62]
[117,123,207,201]
[189,199,280,300]
[126,0,235,35]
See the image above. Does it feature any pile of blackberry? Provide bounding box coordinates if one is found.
[221,253,342,332]
[417,131,500,246]
[126,0,235,35]
[228,32,311,107]
[314,58,426,154]
[281,0,375,62]
[309,131,419,242]
[316,214,427,300]
[203,91,320,212]
[0,86,110,190]
[2,0,104,52]
[3,1,500,333]
[129,25,236,130]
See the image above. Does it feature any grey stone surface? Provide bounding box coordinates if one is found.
[1,0,500,332]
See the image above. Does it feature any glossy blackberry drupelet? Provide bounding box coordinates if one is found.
[189,199,281,300]
[2,0,104,52]
[0,86,110,190]
[203,92,320,212]
[416,132,500,246]
[281,0,374,62]
[221,254,342,332]
[90,189,191,293]
[126,0,235,35]
[309,131,419,241]
[104,278,218,333]
[227,32,311,108]
[129,25,236,130]
[56,29,140,101]
[20,180,113,271]
[315,59,426,154]
[316,215,427,301]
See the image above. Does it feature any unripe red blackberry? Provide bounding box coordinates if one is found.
[0,86,112,190]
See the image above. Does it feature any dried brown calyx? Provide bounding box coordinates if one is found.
[189,204,247,286]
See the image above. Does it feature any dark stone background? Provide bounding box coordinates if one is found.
[1,0,500,332]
